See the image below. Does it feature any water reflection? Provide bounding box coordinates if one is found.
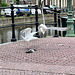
[0,18,54,44]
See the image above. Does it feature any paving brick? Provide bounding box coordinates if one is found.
[0,37,75,75]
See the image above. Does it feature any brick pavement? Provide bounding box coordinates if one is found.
[0,37,75,75]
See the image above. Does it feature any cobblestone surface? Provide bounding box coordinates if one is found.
[0,37,75,75]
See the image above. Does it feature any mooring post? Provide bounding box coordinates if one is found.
[54,8,58,37]
[35,5,40,38]
[11,3,17,42]
[58,10,61,36]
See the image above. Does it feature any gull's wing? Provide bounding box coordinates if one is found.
[26,36,38,41]
[38,24,71,34]
[20,29,26,33]
[21,30,38,42]
[26,32,38,41]
[48,27,71,31]
[30,32,37,36]
[21,35,27,41]
[25,31,37,39]
[24,28,32,37]
[38,24,48,34]
[20,28,32,37]
[21,35,34,42]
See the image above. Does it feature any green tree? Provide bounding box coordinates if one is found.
[0,0,1,6]
[14,0,17,4]
[1,1,9,7]
[39,0,41,7]
[0,0,2,16]
[16,0,19,4]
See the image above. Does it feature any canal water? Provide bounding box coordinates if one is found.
[0,25,55,44]
[0,16,55,44]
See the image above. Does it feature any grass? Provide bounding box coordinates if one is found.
[0,14,42,20]
[0,16,11,20]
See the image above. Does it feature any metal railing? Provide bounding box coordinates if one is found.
[0,4,60,42]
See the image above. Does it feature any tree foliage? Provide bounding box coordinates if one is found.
[16,0,19,4]
[0,0,1,5]
[39,0,41,7]
[1,1,9,7]
[0,0,2,16]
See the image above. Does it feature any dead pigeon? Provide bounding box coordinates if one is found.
[26,49,36,53]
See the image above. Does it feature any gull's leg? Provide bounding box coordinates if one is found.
[26,41,36,53]
[26,41,30,50]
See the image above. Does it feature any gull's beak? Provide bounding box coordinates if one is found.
[38,24,48,34]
